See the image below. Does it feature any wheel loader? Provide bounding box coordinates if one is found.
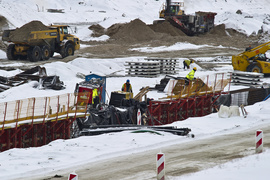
[2,23,80,62]
[232,41,270,74]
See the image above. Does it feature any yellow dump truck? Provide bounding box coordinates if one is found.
[232,41,270,74]
[2,22,80,62]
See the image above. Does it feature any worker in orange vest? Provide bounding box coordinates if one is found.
[122,79,133,93]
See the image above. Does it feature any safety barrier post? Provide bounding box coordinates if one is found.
[256,130,263,153]
[137,108,141,125]
[157,152,165,180]
[32,98,37,147]
[43,97,48,124]
[15,100,20,129]
[68,172,78,180]
[0,102,7,136]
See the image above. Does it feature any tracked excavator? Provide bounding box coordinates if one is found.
[232,41,270,74]
[157,0,216,36]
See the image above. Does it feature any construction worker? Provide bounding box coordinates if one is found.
[92,88,99,108]
[185,67,197,85]
[122,79,133,93]
[183,59,194,69]
[245,45,252,51]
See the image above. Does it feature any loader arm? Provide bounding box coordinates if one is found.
[232,41,270,73]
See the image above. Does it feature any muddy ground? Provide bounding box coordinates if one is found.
[0,18,265,69]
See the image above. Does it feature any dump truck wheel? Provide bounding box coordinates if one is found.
[60,44,74,58]
[41,45,51,60]
[7,44,18,60]
[65,44,75,56]
[250,65,262,73]
[28,46,41,62]
[60,46,66,58]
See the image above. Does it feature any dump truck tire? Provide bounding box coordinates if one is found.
[66,44,75,56]
[7,44,19,60]
[41,45,51,60]
[28,46,41,62]
[60,44,74,58]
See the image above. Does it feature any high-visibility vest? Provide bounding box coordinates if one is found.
[186,69,195,81]
[184,60,191,66]
[122,83,132,92]
[92,88,98,104]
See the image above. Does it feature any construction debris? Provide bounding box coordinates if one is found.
[80,125,192,136]
[0,66,65,92]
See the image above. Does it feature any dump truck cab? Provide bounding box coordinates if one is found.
[49,25,80,57]
[50,25,79,47]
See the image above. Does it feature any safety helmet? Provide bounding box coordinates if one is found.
[193,67,197,71]
[126,79,130,83]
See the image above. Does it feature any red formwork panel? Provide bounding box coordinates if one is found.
[147,93,220,126]
[0,118,75,152]
[0,92,89,152]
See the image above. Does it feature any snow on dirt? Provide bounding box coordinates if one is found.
[0,0,270,180]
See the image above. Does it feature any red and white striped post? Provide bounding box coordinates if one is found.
[256,130,263,153]
[68,172,78,180]
[157,152,165,180]
[137,109,141,125]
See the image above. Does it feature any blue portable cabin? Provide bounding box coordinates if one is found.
[85,74,106,103]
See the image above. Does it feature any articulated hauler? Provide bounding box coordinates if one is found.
[2,24,80,62]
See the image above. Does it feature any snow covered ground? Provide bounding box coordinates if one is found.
[0,0,270,179]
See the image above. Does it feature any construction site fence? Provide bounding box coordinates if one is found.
[0,92,90,152]
[217,87,270,107]
[147,73,230,125]
[0,92,89,130]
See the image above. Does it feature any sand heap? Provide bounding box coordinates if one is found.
[89,24,105,37]
[9,21,49,42]
[106,19,157,42]
[207,24,227,36]
[89,18,189,43]
[148,20,186,36]
[88,19,234,44]
[0,16,8,31]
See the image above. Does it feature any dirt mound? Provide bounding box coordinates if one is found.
[0,16,9,31]
[148,20,186,36]
[9,21,49,42]
[106,23,124,37]
[208,24,227,36]
[107,19,157,42]
[89,24,105,37]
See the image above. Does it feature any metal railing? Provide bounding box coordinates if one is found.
[0,92,90,131]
